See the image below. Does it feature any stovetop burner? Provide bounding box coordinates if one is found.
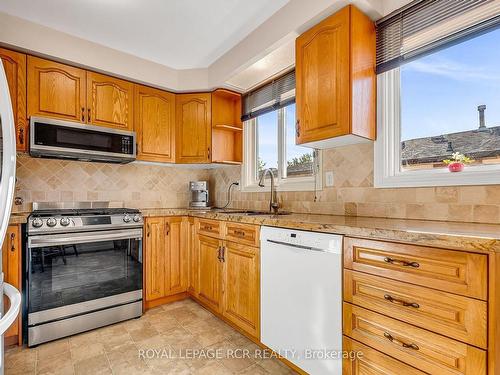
[28,202,143,234]
[31,208,140,218]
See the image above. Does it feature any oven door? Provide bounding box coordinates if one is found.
[27,229,142,325]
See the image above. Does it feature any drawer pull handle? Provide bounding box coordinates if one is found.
[202,225,213,231]
[384,332,419,350]
[384,257,419,268]
[233,230,245,237]
[384,294,419,308]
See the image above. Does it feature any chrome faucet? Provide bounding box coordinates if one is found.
[258,169,279,214]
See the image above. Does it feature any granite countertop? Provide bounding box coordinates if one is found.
[11,208,500,253]
[141,208,500,254]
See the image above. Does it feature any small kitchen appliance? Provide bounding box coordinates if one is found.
[26,201,143,346]
[189,181,210,209]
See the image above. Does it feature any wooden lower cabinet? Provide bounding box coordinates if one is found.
[197,235,223,312]
[2,225,21,345]
[144,217,186,306]
[186,217,198,296]
[193,220,260,339]
[343,337,426,375]
[222,241,259,338]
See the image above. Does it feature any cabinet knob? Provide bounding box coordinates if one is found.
[81,107,85,122]
[88,108,91,122]
[296,119,300,137]
[165,222,170,236]
[147,223,150,237]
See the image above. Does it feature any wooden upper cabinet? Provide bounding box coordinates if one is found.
[295,5,375,148]
[144,217,166,301]
[0,49,27,152]
[87,72,133,130]
[222,242,259,338]
[28,56,86,123]
[134,85,175,162]
[175,93,211,163]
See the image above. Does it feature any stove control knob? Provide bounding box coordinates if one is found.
[123,214,131,223]
[60,217,71,227]
[32,218,43,228]
[133,214,141,222]
[46,217,57,227]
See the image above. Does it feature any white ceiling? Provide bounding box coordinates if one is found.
[0,0,289,69]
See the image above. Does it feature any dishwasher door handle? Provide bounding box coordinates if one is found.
[265,239,327,253]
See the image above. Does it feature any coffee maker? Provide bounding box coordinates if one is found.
[189,181,210,209]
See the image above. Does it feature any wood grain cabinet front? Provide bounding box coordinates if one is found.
[175,93,212,163]
[87,72,134,130]
[343,336,427,375]
[2,225,21,346]
[343,270,487,348]
[27,56,86,123]
[344,237,488,300]
[134,84,175,162]
[222,241,259,338]
[295,5,375,148]
[144,217,186,306]
[197,234,223,312]
[343,303,486,375]
[0,48,27,152]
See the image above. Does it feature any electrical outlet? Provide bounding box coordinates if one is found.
[325,171,334,187]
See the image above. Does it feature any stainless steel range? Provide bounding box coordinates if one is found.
[26,202,143,346]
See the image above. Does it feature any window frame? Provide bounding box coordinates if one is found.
[241,106,322,192]
[375,68,500,188]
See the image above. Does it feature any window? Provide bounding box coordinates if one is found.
[242,103,321,191]
[375,2,500,187]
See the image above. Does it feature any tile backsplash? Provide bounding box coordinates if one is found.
[14,154,209,211]
[14,145,500,224]
[210,143,500,224]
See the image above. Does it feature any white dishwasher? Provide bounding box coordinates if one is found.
[260,226,343,375]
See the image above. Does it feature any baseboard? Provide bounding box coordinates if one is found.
[144,292,189,310]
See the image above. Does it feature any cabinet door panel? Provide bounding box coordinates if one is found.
[165,217,186,295]
[134,85,175,162]
[187,218,198,295]
[145,217,166,301]
[223,242,259,338]
[87,72,133,130]
[28,56,86,123]
[2,225,21,344]
[176,93,211,163]
[0,49,27,151]
[198,235,221,312]
[295,6,350,144]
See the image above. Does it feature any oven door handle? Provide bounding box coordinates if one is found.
[28,229,143,248]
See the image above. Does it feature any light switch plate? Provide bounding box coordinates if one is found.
[325,171,334,187]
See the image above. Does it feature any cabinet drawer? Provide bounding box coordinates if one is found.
[343,336,426,375]
[343,303,486,375]
[196,219,221,238]
[344,270,487,348]
[223,222,259,247]
[344,237,487,300]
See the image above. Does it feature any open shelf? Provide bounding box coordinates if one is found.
[213,124,242,131]
[211,89,242,164]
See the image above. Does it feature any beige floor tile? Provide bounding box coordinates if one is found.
[220,356,255,372]
[190,327,232,348]
[73,354,112,375]
[147,357,191,374]
[70,342,105,362]
[101,331,134,352]
[237,363,271,374]
[69,330,101,350]
[110,357,151,375]
[37,353,74,375]
[129,325,160,343]
[5,346,36,369]
[37,339,70,360]
[106,343,141,367]
[192,360,233,375]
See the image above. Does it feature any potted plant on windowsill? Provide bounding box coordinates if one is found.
[443,152,473,172]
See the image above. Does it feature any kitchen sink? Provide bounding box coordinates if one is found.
[217,209,291,216]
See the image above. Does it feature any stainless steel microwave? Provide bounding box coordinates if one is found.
[29,117,136,163]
